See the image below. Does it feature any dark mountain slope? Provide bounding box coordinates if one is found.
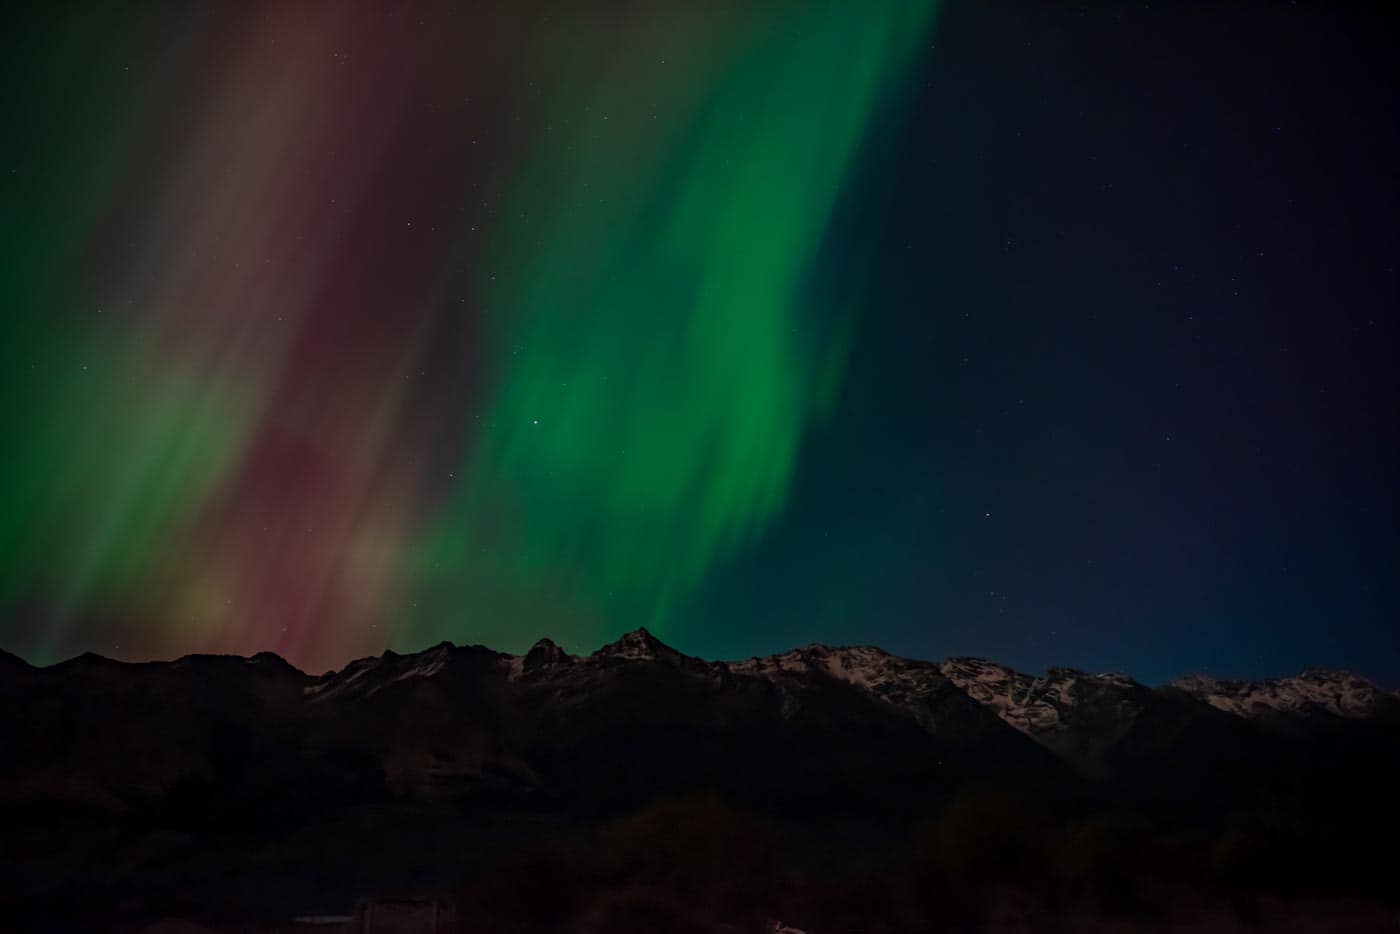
[2,630,1397,925]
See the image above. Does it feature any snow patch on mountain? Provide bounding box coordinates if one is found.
[292,629,1394,739]
[935,657,1146,739]
[305,643,460,700]
[730,645,955,728]
[936,658,1058,734]
[1170,669,1396,719]
[732,644,907,688]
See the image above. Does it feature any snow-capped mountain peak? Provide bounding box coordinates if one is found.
[1169,669,1397,719]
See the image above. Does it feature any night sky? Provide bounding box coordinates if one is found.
[2,2,1396,685]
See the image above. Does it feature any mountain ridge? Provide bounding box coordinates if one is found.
[7,628,1395,797]
[8,628,1394,717]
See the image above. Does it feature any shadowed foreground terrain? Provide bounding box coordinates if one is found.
[3,631,1398,932]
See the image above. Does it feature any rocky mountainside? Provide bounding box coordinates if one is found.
[1170,668,1400,720]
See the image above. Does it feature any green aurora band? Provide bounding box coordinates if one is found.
[411,2,935,651]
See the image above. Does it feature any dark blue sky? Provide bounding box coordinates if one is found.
[688,1,1398,686]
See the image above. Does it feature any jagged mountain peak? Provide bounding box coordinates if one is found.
[304,640,488,701]
[592,627,686,662]
[523,637,572,672]
[1170,668,1395,719]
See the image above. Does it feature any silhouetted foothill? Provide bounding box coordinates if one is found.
[0,648,31,672]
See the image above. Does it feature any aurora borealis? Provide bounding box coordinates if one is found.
[3,2,1397,684]
[2,1,934,670]
[415,2,936,653]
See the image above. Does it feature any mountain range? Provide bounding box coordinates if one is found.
[4,630,1397,813]
[2,630,1398,927]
